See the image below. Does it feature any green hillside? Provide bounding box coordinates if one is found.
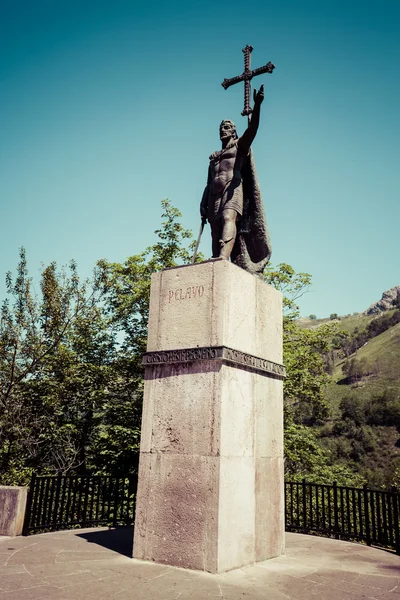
[301,308,400,489]
[299,312,375,334]
[327,316,400,411]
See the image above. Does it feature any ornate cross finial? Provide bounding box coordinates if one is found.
[221,45,275,117]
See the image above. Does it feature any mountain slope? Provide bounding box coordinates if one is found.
[326,319,400,412]
[298,299,400,488]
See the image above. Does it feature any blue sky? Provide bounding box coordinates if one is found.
[0,0,399,317]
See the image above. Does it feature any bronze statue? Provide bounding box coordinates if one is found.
[198,45,275,278]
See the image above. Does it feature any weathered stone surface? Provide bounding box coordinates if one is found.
[134,453,220,572]
[254,376,284,458]
[140,361,221,456]
[0,486,27,536]
[147,259,282,364]
[135,260,284,573]
[217,456,256,572]
[254,457,285,561]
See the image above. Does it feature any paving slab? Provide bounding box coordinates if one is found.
[0,527,398,599]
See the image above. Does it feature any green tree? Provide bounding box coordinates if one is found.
[341,357,372,382]
[264,262,348,477]
[97,199,200,355]
[264,263,311,320]
[92,200,201,476]
[339,394,365,426]
[0,200,202,485]
[284,420,364,485]
[365,389,400,427]
[1,199,351,486]
[0,250,111,483]
[283,319,338,424]
[263,262,335,424]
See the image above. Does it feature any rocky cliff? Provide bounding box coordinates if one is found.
[364,285,400,315]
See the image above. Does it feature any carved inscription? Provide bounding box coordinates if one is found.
[224,348,286,377]
[167,285,205,303]
[143,346,220,364]
[143,345,286,379]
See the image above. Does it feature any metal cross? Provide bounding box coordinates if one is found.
[221,45,275,118]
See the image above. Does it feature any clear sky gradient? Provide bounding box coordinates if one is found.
[1,0,399,317]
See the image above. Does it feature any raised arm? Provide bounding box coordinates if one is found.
[238,85,264,154]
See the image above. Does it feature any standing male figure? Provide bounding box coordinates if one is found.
[200,85,272,276]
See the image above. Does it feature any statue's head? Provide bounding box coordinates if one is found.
[219,120,237,142]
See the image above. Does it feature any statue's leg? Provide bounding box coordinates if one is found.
[219,209,238,260]
[210,218,222,258]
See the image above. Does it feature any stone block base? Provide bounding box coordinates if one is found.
[0,486,27,536]
[133,260,285,572]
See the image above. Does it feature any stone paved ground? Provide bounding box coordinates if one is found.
[0,528,399,599]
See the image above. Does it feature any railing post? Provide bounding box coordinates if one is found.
[113,478,119,527]
[363,483,371,547]
[22,473,36,536]
[333,481,339,538]
[302,478,307,530]
[52,474,62,529]
[391,486,400,555]
[284,481,287,529]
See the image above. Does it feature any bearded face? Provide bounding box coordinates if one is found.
[219,120,237,142]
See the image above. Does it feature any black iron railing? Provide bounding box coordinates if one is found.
[285,479,400,553]
[23,473,138,535]
[23,473,400,554]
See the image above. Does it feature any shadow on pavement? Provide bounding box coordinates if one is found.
[77,526,134,557]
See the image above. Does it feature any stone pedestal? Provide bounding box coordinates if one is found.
[133,259,285,573]
[0,486,27,536]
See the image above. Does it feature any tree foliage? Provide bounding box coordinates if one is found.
[264,263,311,320]
[97,199,199,356]
[283,320,336,424]
[284,421,364,486]
[1,198,372,489]
[263,263,338,425]
[0,200,198,485]
[0,250,111,483]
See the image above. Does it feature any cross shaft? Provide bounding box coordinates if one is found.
[221,45,275,117]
